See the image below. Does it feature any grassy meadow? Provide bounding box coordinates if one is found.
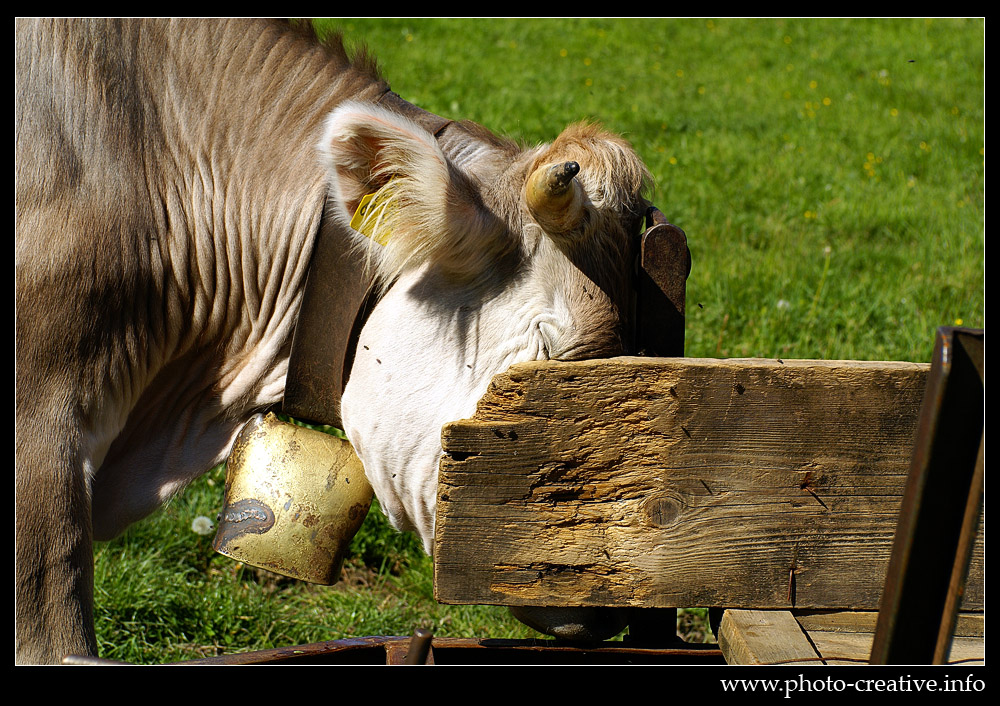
[92,18,984,663]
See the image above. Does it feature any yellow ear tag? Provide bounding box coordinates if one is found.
[350,188,394,246]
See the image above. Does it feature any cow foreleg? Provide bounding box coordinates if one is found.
[15,430,98,664]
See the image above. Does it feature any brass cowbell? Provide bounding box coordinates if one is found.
[213,412,373,585]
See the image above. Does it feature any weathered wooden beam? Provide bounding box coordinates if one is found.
[435,356,984,612]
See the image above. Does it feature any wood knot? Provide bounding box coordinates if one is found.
[643,496,683,527]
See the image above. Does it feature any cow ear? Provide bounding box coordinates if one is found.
[319,101,508,282]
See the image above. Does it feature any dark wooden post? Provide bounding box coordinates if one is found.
[626,208,691,644]
[870,327,985,664]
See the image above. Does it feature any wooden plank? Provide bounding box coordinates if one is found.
[941,636,986,666]
[795,611,984,637]
[807,630,875,665]
[435,357,984,610]
[718,610,820,666]
[798,612,984,666]
[720,611,984,666]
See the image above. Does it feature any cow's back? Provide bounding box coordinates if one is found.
[15,18,385,663]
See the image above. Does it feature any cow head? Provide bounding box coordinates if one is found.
[320,103,649,638]
[321,102,649,542]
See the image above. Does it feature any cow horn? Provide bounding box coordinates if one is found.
[526,161,584,235]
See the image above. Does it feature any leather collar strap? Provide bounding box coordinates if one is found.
[282,92,454,430]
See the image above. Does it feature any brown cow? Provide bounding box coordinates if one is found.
[15,18,652,663]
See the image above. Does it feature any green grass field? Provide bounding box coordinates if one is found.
[92,18,984,663]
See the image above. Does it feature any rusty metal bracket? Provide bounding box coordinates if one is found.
[162,635,724,665]
[870,326,984,664]
[403,628,434,665]
[634,207,691,358]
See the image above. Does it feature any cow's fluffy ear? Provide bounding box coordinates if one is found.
[319,101,509,283]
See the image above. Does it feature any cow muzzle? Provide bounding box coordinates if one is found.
[213,412,373,584]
